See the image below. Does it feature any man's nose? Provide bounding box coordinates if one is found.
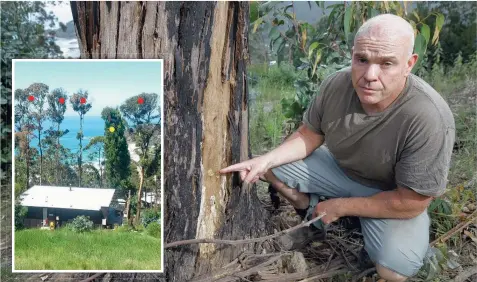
[364,64,379,82]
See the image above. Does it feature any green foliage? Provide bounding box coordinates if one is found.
[1,1,63,187]
[120,93,160,125]
[14,201,28,230]
[141,209,161,227]
[249,64,295,154]
[115,224,133,233]
[68,215,94,233]
[415,2,476,67]
[134,223,146,232]
[101,107,131,192]
[146,222,161,238]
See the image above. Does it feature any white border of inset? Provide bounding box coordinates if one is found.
[11,59,164,273]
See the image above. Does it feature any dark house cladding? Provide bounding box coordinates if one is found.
[19,185,124,228]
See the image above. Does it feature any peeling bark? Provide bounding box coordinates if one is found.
[69,2,270,280]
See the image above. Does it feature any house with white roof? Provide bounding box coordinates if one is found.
[19,185,123,228]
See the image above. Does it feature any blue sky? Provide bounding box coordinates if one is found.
[14,60,163,116]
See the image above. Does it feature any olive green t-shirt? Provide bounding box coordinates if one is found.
[303,67,455,197]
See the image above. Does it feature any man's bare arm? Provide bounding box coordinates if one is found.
[262,124,324,168]
[331,186,432,219]
[220,124,323,183]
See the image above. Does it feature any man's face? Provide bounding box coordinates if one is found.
[351,34,416,108]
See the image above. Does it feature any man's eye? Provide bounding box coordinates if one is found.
[383,62,393,66]
[358,58,367,63]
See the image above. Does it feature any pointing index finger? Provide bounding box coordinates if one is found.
[219,162,248,174]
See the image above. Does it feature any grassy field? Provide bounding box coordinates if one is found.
[14,228,161,270]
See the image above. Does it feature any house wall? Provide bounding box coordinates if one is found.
[24,206,123,228]
[25,207,104,226]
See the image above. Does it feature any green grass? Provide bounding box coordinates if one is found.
[14,228,161,270]
[249,63,298,154]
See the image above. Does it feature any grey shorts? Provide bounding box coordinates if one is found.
[271,146,430,277]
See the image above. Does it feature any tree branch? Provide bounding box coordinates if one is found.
[430,210,477,247]
[165,213,326,248]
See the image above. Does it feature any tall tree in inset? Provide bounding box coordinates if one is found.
[120,93,160,224]
[85,136,105,187]
[101,107,131,193]
[27,83,49,185]
[47,88,68,185]
[14,88,34,190]
[70,89,92,187]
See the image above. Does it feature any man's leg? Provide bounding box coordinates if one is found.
[349,186,430,281]
[263,169,310,209]
[358,211,429,281]
[264,146,360,228]
[265,146,429,279]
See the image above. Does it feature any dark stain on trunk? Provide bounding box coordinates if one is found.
[137,2,146,59]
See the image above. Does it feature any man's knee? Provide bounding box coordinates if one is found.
[376,264,408,282]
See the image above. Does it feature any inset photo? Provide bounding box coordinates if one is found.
[12,59,163,272]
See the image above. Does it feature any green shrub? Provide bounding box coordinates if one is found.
[14,202,28,230]
[135,224,146,232]
[115,224,132,233]
[68,215,94,233]
[141,209,161,227]
[146,222,161,238]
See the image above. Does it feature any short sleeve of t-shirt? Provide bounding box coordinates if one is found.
[303,74,336,135]
[395,126,455,197]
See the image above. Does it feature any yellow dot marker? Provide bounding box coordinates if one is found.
[109,126,115,133]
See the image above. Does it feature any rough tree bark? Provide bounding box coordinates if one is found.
[66,1,271,281]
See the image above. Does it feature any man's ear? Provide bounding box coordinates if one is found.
[405,54,419,76]
[351,46,354,57]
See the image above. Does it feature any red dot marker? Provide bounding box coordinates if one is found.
[138,97,144,104]
[59,97,65,104]
[80,97,86,104]
[28,95,34,102]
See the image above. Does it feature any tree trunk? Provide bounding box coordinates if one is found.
[98,147,102,187]
[38,123,43,185]
[70,1,270,280]
[154,174,159,212]
[56,123,60,185]
[26,131,30,190]
[126,189,131,224]
[135,166,145,224]
[78,114,83,187]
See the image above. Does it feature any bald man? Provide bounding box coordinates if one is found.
[220,14,455,281]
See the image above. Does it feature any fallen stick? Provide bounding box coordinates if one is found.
[298,269,349,281]
[79,273,104,282]
[451,267,477,282]
[165,213,326,248]
[351,267,376,282]
[430,210,477,247]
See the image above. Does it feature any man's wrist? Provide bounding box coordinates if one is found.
[336,198,351,217]
[261,152,275,169]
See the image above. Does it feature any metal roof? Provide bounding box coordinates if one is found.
[20,186,116,211]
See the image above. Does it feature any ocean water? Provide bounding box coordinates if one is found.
[29,116,106,161]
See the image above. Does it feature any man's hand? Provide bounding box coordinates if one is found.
[219,155,271,184]
[220,125,324,184]
[312,198,344,225]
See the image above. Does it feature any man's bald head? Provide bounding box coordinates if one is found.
[354,14,415,57]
